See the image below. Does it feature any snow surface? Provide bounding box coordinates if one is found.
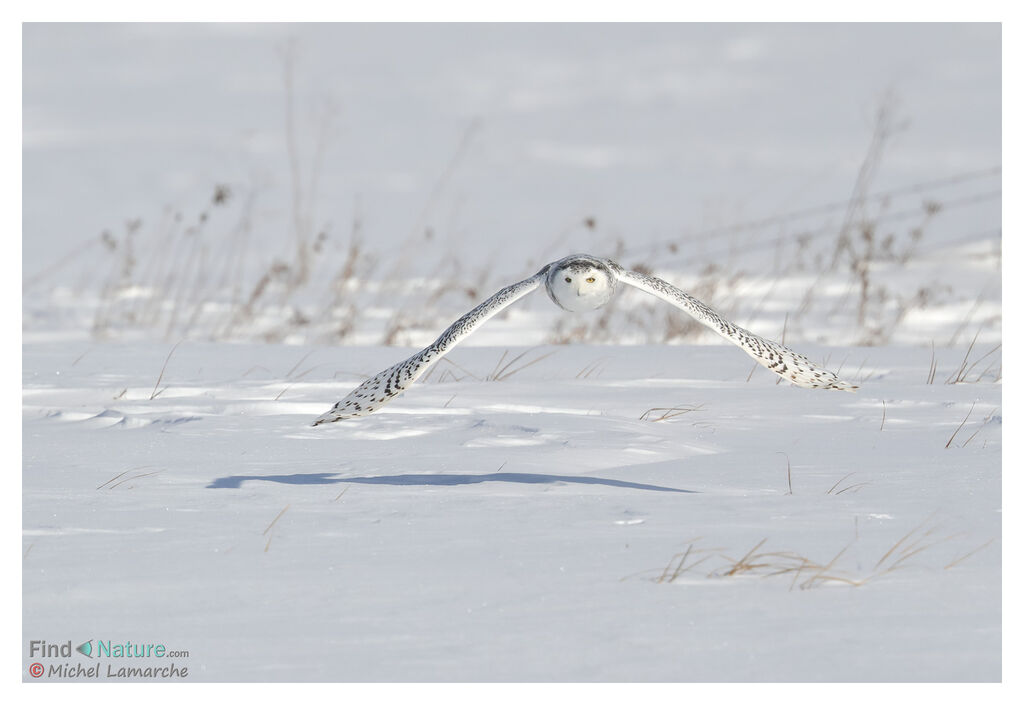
[23,342,1000,681]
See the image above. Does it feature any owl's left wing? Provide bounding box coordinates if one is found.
[313,266,550,425]
[615,266,857,392]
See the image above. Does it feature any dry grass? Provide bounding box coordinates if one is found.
[262,504,291,553]
[945,402,977,449]
[825,472,870,496]
[418,349,557,386]
[30,169,997,354]
[944,539,996,570]
[23,80,999,358]
[486,348,557,381]
[97,466,164,490]
[149,341,183,400]
[944,403,999,449]
[273,350,325,400]
[778,452,793,495]
[962,407,999,447]
[638,404,704,422]
[575,358,608,379]
[946,331,1002,384]
[652,537,722,584]
[650,518,993,590]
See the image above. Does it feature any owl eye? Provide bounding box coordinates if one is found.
[565,277,572,283]
[586,277,596,283]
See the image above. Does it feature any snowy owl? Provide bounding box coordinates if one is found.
[313,254,856,426]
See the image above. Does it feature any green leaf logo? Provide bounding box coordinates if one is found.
[76,641,92,658]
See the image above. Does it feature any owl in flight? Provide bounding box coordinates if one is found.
[313,254,856,426]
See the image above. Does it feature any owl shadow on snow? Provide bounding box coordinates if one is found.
[206,471,695,493]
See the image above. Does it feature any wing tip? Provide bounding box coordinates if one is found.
[311,411,338,427]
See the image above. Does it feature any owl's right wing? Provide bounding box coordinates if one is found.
[313,266,550,425]
[615,266,857,392]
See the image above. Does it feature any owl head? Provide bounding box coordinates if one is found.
[544,254,617,312]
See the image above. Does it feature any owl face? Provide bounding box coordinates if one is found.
[545,257,616,312]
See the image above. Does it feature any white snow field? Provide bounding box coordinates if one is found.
[23,341,1000,681]
[22,23,1001,683]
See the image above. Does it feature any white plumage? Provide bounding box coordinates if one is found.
[313,254,856,426]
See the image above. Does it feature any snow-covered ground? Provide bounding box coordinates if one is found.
[22,23,1001,683]
[23,342,1000,681]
